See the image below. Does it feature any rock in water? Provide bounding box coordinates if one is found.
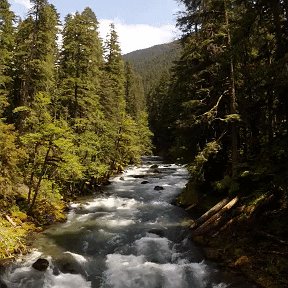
[147,228,165,237]
[141,181,149,184]
[154,186,164,191]
[150,164,159,169]
[0,279,7,288]
[32,258,49,271]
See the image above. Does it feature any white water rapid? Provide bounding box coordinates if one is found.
[0,157,255,288]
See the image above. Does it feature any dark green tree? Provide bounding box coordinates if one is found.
[124,62,146,120]
[0,0,15,116]
[59,8,109,186]
[11,0,59,130]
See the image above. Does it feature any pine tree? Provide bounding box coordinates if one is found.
[0,0,23,199]
[59,8,109,185]
[124,62,146,120]
[11,0,59,129]
[0,0,15,116]
[101,23,126,121]
[101,24,152,169]
[59,8,103,120]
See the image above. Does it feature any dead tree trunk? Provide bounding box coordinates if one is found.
[192,196,239,236]
[190,197,232,229]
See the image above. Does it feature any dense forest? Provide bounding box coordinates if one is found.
[0,0,151,258]
[123,41,181,96]
[147,0,288,286]
[1,0,288,286]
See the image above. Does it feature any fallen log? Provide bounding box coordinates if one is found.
[192,196,239,236]
[5,215,17,227]
[190,197,231,229]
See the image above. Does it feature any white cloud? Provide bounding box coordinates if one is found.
[12,0,32,9]
[99,19,178,54]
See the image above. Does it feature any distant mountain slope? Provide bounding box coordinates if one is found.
[123,41,182,95]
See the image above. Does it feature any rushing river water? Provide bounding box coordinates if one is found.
[1,157,255,288]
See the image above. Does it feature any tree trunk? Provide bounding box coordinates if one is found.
[192,196,239,236]
[190,197,231,228]
[224,0,238,177]
[28,144,51,213]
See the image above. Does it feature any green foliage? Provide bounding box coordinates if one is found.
[188,141,221,182]
[213,175,240,194]
[0,0,153,257]
[0,0,15,115]
[0,121,24,197]
[123,41,181,96]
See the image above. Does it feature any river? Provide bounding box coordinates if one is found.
[1,156,254,288]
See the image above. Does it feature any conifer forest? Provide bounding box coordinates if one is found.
[0,0,288,287]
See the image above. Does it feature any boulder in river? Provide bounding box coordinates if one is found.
[147,228,165,237]
[54,253,87,276]
[141,181,149,184]
[132,175,145,179]
[154,186,164,191]
[150,164,159,169]
[0,279,7,288]
[32,258,49,271]
[120,177,125,181]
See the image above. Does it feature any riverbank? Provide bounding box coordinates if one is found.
[0,175,113,261]
[178,182,288,288]
[0,196,67,261]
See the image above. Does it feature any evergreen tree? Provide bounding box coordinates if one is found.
[11,0,59,129]
[59,8,108,186]
[0,0,15,116]
[101,23,126,121]
[101,24,152,169]
[124,62,145,120]
[0,0,23,199]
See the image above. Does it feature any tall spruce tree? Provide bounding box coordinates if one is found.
[11,0,59,130]
[59,8,108,186]
[102,24,152,169]
[0,0,23,198]
[124,62,145,120]
[0,0,14,116]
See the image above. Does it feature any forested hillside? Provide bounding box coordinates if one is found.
[0,0,151,258]
[123,41,181,95]
[148,0,288,286]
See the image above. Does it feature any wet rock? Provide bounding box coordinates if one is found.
[102,179,111,185]
[132,175,145,179]
[147,228,165,237]
[0,279,7,288]
[141,181,149,184]
[150,164,159,169]
[120,177,125,181]
[153,169,161,174]
[154,186,164,191]
[32,258,49,271]
[54,253,87,276]
[52,266,60,276]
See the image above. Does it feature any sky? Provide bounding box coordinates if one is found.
[9,0,182,54]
